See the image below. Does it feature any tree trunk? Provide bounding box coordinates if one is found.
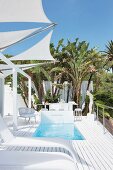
[37,83,44,103]
[111,66,113,73]
[66,86,70,103]
[74,84,81,106]
[87,73,93,91]
[19,80,28,107]
[83,73,93,115]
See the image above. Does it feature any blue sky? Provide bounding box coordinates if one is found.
[2,0,113,55]
[43,0,113,50]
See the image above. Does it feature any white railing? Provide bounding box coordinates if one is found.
[96,103,113,134]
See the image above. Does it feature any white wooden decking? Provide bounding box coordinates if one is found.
[4,115,113,170]
[74,116,113,170]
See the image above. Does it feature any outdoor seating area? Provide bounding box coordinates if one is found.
[41,102,82,122]
[1,114,113,169]
[49,102,77,111]
[0,0,113,169]
[38,101,78,111]
[0,114,76,169]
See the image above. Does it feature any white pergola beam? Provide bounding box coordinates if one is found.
[0,52,32,130]
[0,52,30,79]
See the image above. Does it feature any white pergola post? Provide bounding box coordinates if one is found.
[28,78,31,108]
[0,73,4,117]
[13,68,18,130]
[0,52,32,129]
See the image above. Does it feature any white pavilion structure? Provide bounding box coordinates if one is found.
[0,0,56,129]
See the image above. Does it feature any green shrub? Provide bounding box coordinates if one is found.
[98,109,110,119]
[44,90,60,103]
[94,92,113,118]
[104,112,111,119]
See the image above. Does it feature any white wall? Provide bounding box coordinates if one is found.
[4,85,26,116]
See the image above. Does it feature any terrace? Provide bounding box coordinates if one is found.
[2,113,113,170]
[0,0,113,169]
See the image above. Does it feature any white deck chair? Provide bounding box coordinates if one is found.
[18,107,37,123]
[0,115,76,163]
[0,151,76,170]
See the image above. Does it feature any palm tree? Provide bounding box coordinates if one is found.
[105,40,113,72]
[49,40,66,97]
[51,39,103,106]
[86,49,105,91]
[30,64,51,102]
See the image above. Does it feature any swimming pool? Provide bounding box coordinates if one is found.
[33,123,85,140]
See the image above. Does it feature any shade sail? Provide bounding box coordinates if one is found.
[10,30,54,61]
[0,0,51,23]
[0,28,40,49]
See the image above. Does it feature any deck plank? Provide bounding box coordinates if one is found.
[75,141,95,170]
[75,118,113,169]
[4,116,113,169]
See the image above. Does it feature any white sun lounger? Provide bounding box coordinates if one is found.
[0,115,76,165]
[0,150,77,170]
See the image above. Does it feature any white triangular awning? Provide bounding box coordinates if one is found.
[0,28,40,49]
[0,0,51,23]
[10,30,54,61]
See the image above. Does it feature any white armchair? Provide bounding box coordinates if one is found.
[18,107,36,123]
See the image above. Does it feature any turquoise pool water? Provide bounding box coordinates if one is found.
[33,123,84,140]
